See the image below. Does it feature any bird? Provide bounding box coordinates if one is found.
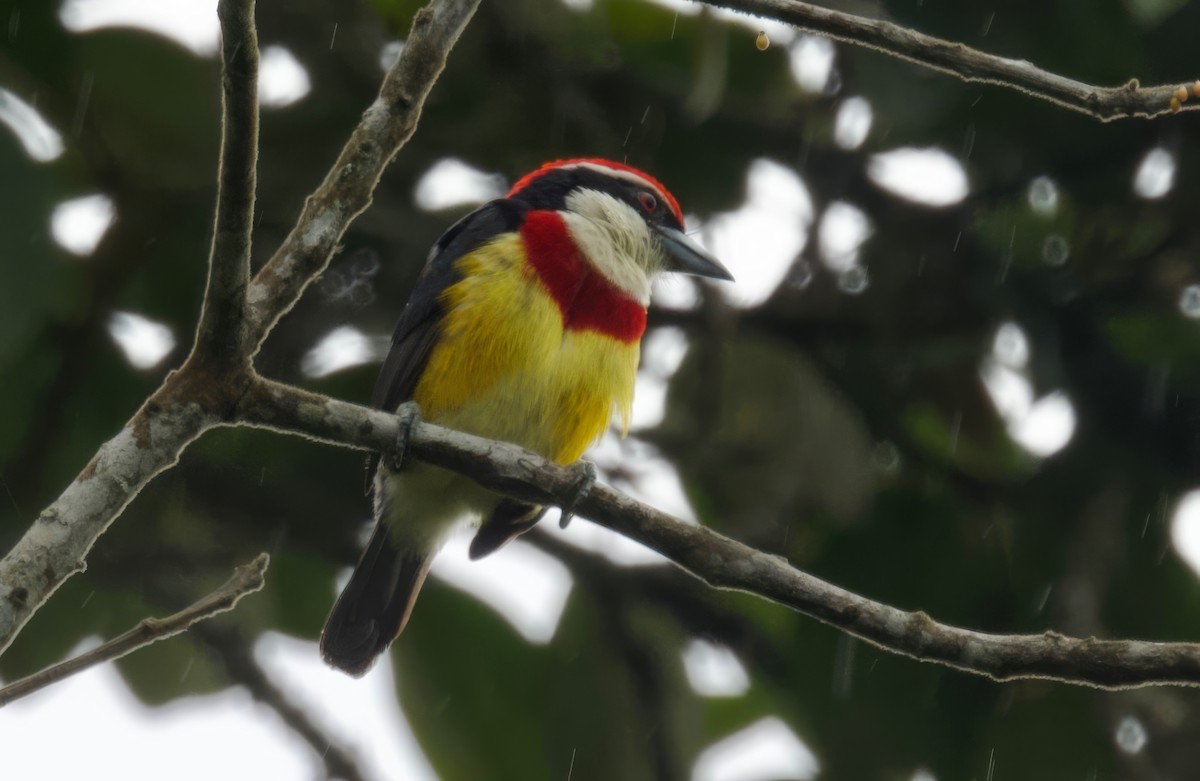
[320,157,732,676]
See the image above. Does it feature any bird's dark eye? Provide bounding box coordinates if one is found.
[638,191,658,213]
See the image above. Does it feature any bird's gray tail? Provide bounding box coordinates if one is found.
[320,523,432,677]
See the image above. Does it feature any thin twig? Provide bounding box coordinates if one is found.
[196,0,260,366]
[243,0,482,352]
[0,554,269,707]
[704,0,1198,121]
[193,624,367,781]
[238,380,1200,690]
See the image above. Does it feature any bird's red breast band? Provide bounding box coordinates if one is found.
[519,210,647,344]
[508,158,684,226]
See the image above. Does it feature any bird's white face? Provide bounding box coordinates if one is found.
[509,158,727,299]
[559,187,664,305]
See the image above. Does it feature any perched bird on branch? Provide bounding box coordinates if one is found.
[320,158,732,676]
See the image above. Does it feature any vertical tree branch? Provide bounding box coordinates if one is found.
[196,0,259,367]
[0,0,483,658]
[243,0,482,351]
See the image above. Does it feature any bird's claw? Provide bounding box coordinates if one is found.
[559,461,597,529]
[386,402,421,473]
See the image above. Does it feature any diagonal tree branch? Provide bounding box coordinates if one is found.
[242,0,481,353]
[238,380,1200,690]
[194,0,260,368]
[703,0,1199,121]
[0,554,268,707]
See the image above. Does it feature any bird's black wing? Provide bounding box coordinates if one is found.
[371,198,528,413]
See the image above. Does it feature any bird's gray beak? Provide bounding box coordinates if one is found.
[653,225,734,281]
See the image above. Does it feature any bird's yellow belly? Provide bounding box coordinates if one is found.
[411,234,640,465]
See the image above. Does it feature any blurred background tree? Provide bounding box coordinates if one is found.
[3,0,1200,778]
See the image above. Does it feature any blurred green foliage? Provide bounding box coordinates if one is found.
[4,0,1200,778]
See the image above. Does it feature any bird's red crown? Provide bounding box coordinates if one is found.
[507,158,684,226]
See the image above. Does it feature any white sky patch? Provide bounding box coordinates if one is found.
[1007,391,1076,458]
[1133,147,1176,200]
[552,511,669,566]
[414,157,505,211]
[709,9,796,46]
[682,639,751,697]
[980,362,1034,423]
[708,159,814,308]
[601,436,699,523]
[551,433,692,567]
[1171,489,1200,578]
[631,327,689,428]
[1179,285,1200,319]
[833,96,873,150]
[1027,176,1059,217]
[641,0,702,15]
[258,46,310,108]
[559,0,594,9]
[2,646,315,780]
[992,320,1030,369]
[982,363,1078,457]
[379,40,405,72]
[59,0,220,56]
[254,633,439,781]
[789,35,835,93]
[0,88,64,162]
[51,193,115,256]
[108,311,175,369]
[981,322,1076,459]
[817,201,872,273]
[867,147,969,208]
[644,0,796,46]
[653,274,700,309]
[431,531,572,644]
[692,717,820,781]
[632,373,669,429]
[300,326,386,378]
[642,326,689,375]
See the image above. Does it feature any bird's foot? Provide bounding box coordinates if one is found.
[386,402,422,472]
[558,461,597,529]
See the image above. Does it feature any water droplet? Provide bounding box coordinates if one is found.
[837,265,869,294]
[1027,176,1059,217]
[1134,147,1175,200]
[347,280,376,307]
[1041,234,1069,266]
[787,258,814,290]
[1180,285,1200,319]
[349,247,381,279]
[1114,715,1147,754]
[872,441,900,473]
[319,268,349,299]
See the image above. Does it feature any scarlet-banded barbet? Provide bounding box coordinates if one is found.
[321,158,732,676]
